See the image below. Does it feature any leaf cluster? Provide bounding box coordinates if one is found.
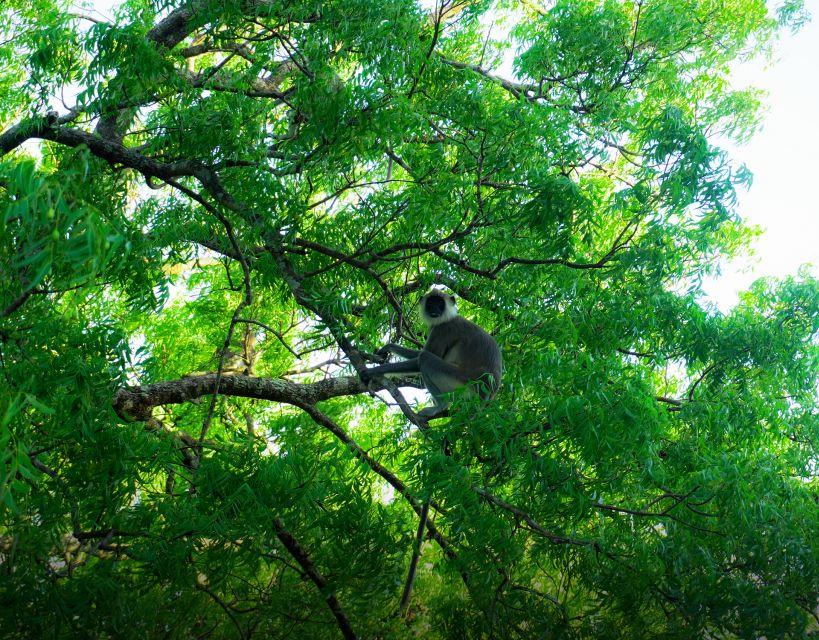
[0,1,816,638]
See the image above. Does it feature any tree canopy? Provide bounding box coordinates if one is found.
[1,0,817,637]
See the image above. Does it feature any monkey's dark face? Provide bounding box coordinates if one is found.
[424,294,447,318]
[420,291,458,326]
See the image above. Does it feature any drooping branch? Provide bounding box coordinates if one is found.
[164,179,254,451]
[399,498,430,616]
[594,487,722,535]
[293,402,454,559]
[272,518,357,640]
[473,487,596,548]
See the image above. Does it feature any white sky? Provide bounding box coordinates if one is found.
[702,0,819,309]
[82,0,816,311]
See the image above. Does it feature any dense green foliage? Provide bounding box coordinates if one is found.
[1,0,817,637]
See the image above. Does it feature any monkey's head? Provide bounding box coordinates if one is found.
[420,289,458,326]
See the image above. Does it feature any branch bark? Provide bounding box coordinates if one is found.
[112,373,377,421]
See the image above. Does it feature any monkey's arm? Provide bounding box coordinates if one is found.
[360,358,420,384]
[376,343,421,360]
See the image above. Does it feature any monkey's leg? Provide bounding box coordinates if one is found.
[360,358,420,385]
[417,351,471,415]
[418,351,470,394]
[377,343,421,360]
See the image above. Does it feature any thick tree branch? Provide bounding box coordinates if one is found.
[112,374,378,421]
[1,120,196,177]
[438,56,537,101]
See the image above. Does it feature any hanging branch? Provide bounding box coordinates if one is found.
[399,498,431,616]
[293,402,452,553]
[272,518,357,640]
[473,487,596,548]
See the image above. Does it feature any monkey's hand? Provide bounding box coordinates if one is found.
[374,346,393,362]
[375,343,421,361]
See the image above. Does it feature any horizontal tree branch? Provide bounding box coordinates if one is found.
[112,373,391,421]
[0,119,197,177]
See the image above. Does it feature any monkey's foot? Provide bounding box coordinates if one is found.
[417,406,449,420]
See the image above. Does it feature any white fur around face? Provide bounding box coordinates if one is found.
[420,294,458,326]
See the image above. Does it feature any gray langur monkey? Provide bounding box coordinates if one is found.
[360,289,502,418]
